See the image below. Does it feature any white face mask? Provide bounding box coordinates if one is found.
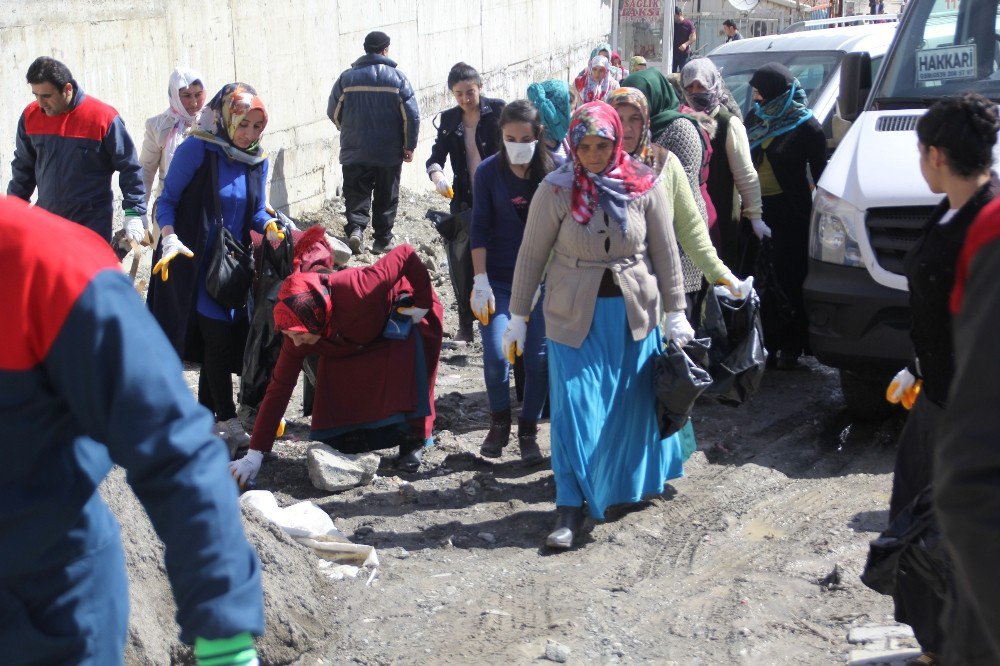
[504,139,538,165]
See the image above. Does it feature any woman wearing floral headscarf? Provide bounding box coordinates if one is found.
[139,67,207,209]
[228,227,443,485]
[148,83,290,455]
[504,101,693,550]
[573,56,619,107]
[745,63,827,369]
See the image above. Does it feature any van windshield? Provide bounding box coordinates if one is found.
[710,51,844,116]
[875,0,1000,103]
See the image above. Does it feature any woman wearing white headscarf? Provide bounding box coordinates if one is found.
[680,58,764,268]
[139,67,207,207]
[572,56,619,107]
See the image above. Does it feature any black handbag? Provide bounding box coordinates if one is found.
[204,153,255,309]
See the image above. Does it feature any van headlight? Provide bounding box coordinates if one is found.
[810,189,864,267]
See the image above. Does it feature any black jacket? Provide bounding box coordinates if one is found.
[750,117,827,211]
[935,201,1000,664]
[903,173,1000,406]
[425,97,505,208]
[328,54,420,167]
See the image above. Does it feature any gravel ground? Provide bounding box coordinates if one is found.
[118,189,911,664]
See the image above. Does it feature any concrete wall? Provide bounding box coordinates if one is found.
[0,0,611,216]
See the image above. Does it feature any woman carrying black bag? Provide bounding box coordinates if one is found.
[149,83,289,457]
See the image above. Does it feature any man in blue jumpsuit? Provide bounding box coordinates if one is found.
[7,56,148,245]
[0,195,263,664]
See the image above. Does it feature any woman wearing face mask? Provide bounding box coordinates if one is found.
[426,62,506,342]
[527,80,572,166]
[745,64,827,369]
[139,67,207,213]
[881,95,1000,666]
[606,87,748,300]
[228,228,444,486]
[468,101,555,465]
[681,58,765,268]
[504,101,693,549]
[148,83,289,456]
[573,56,619,107]
[622,68,715,315]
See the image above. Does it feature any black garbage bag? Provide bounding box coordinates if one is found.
[696,287,767,406]
[426,208,473,326]
[238,233,294,418]
[861,486,952,598]
[653,339,713,437]
[737,235,795,337]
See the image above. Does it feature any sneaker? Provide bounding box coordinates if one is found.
[371,235,395,254]
[347,227,363,255]
[218,417,251,458]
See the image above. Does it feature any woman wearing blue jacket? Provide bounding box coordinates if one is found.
[469,100,554,464]
[148,83,287,456]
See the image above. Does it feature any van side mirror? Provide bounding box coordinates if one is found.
[839,52,873,123]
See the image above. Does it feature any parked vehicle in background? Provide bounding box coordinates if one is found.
[804,0,1000,419]
[782,14,898,33]
[707,24,898,145]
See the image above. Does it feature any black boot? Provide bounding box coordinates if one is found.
[396,437,424,473]
[454,322,475,343]
[546,506,584,550]
[479,409,511,458]
[517,418,543,466]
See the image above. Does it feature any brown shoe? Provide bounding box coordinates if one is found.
[479,409,511,458]
[517,419,543,466]
[453,322,475,343]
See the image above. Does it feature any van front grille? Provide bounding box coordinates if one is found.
[875,115,921,132]
[865,206,935,275]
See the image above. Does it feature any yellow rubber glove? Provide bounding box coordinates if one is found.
[263,219,286,242]
[276,418,286,438]
[886,367,921,410]
[152,233,194,282]
[502,315,528,364]
[470,274,495,326]
[435,179,454,199]
[901,380,922,410]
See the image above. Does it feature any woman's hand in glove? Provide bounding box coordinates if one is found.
[886,367,922,409]
[229,449,263,488]
[502,315,528,363]
[750,218,772,240]
[152,233,194,282]
[664,310,695,347]
[717,273,754,299]
[397,306,429,323]
[434,179,454,199]
[470,274,495,325]
[263,219,287,242]
[123,212,149,245]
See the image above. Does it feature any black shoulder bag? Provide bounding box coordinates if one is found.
[204,152,255,309]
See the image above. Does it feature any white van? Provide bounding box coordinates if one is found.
[708,23,899,145]
[804,0,1000,418]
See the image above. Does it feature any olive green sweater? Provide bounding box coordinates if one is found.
[661,150,729,284]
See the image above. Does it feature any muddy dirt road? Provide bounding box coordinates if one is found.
[242,192,907,664]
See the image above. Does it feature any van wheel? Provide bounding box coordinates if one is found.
[839,368,896,422]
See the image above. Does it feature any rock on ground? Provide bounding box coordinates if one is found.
[306,443,379,492]
[100,468,337,665]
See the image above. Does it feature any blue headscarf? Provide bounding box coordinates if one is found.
[527,80,572,144]
[745,63,814,149]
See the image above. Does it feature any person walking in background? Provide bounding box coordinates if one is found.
[611,52,629,80]
[881,95,1000,666]
[681,58,764,268]
[573,56,619,107]
[622,68,714,313]
[139,67,207,218]
[504,102,693,550]
[673,7,697,73]
[7,56,147,246]
[469,100,555,466]
[148,83,288,457]
[426,62,505,342]
[0,195,263,665]
[723,19,743,42]
[527,80,572,165]
[744,64,827,369]
[229,229,443,484]
[630,56,648,73]
[328,31,419,255]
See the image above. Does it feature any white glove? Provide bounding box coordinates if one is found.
[751,218,772,240]
[886,367,917,404]
[716,273,754,300]
[502,314,528,363]
[264,219,287,242]
[397,306,429,323]
[665,310,695,347]
[470,274,496,325]
[435,178,454,199]
[123,214,148,245]
[229,449,263,487]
